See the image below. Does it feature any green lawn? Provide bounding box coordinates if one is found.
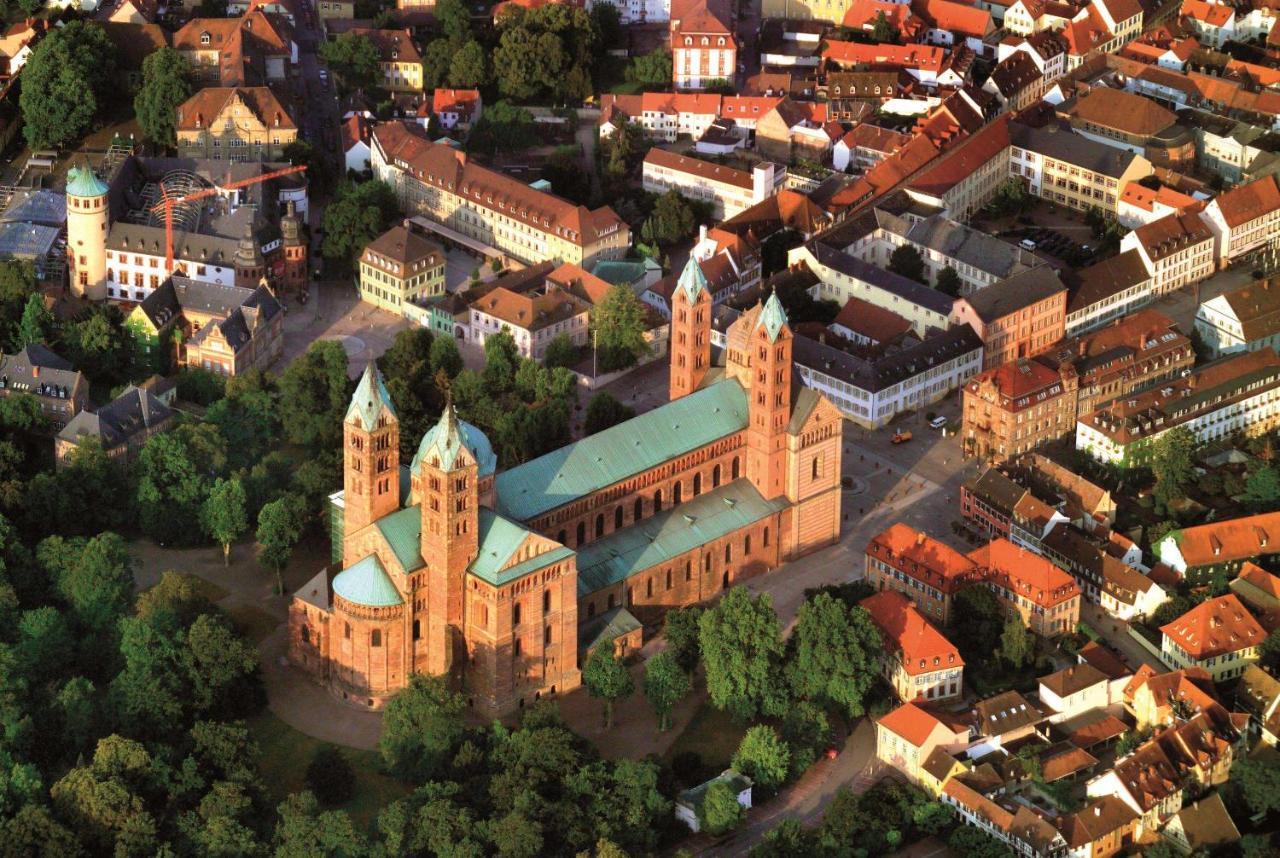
[663,700,748,774]
[247,712,407,831]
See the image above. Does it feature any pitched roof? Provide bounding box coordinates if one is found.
[1077,640,1130,680]
[471,509,573,587]
[865,523,979,592]
[987,51,1043,98]
[176,87,296,131]
[56,385,173,450]
[643,148,754,191]
[1132,211,1214,260]
[832,295,913,343]
[472,284,589,332]
[1040,744,1099,782]
[965,358,1066,410]
[1066,249,1151,314]
[1161,593,1265,659]
[1061,796,1138,848]
[1066,87,1176,136]
[0,344,82,399]
[1041,663,1108,699]
[1010,122,1138,178]
[942,778,1015,832]
[1211,174,1280,228]
[974,690,1044,736]
[1219,278,1280,343]
[432,88,480,118]
[913,0,992,37]
[907,115,1011,197]
[1165,509,1280,569]
[1171,792,1240,849]
[1113,739,1180,810]
[347,28,421,63]
[879,701,951,746]
[959,266,1066,323]
[1231,561,1280,610]
[969,538,1081,608]
[822,40,945,73]
[860,590,964,677]
[1181,0,1233,26]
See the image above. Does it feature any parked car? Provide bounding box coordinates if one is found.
[1019,238,1037,251]
[929,415,949,430]
[892,430,912,444]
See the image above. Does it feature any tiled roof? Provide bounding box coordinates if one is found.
[974,690,1044,736]
[1161,593,1265,659]
[913,0,992,37]
[1219,278,1280,344]
[942,778,1015,832]
[1067,87,1176,136]
[1132,211,1214,260]
[987,51,1043,98]
[970,538,1080,608]
[832,295,913,344]
[471,284,589,332]
[840,123,910,155]
[1113,739,1180,810]
[965,358,1065,408]
[1172,792,1240,849]
[363,223,444,269]
[1210,174,1280,228]
[1060,796,1137,848]
[1040,744,1098,782]
[1119,181,1198,213]
[1166,508,1280,570]
[1231,561,1280,610]
[958,266,1066,323]
[860,590,964,677]
[822,40,945,73]
[643,148,754,191]
[879,701,950,746]
[495,379,748,521]
[1181,0,1233,26]
[1063,710,1128,749]
[340,114,371,154]
[1065,250,1150,314]
[1041,663,1108,699]
[56,385,172,450]
[865,523,979,593]
[432,88,480,118]
[348,28,421,64]
[1077,641,1130,680]
[176,86,296,131]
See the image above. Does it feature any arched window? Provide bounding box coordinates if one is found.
[712,464,721,488]
[608,593,616,609]
[725,543,732,563]
[513,603,522,626]
[693,472,702,496]
[685,561,692,581]
[371,629,382,647]
[543,590,552,613]
[596,513,605,538]
[646,578,653,598]
[654,489,663,512]
[615,506,624,529]
[666,568,672,589]
[558,529,566,545]
[674,481,683,505]
[704,554,711,572]
[577,522,586,545]
[731,456,740,480]
[588,602,596,618]
[763,526,770,547]
[634,497,643,521]
[812,455,821,480]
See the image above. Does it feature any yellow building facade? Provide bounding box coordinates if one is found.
[358,223,446,313]
[176,87,298,162]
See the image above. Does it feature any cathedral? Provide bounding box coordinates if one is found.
[288,264,844,717]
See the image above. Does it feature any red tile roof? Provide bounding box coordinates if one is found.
[969,538,1081,608]
[866,523,980,594]
[644,148,754,190]
[1233,561,1280,606]
[822,40,945,73]
[833,295,913,343]
[1068,87,1176,136]
[1120,181,1199,213]
[913,0,993,37]
[1210,174,1280,229]
[1181,0,1233,26]
[879,701,951,746]
[432,88,481,119]
[1077,641,1130,680]
[176,86,296,131]
[860,590,964,677]
[1161,593,1266,660]
[1167,510,1280,570]
[908,113,1011,197]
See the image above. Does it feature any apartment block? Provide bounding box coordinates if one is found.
[641,149,781,219]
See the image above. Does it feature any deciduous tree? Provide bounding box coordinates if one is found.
[1000,618,1034,668]
[203,478,248,566]
[134,48,192,148]
[732,725,791,792]
[19,21,118,149]
[663,605,703,673]
[699,780,745,835]
[15,294,52,347]
[279,339,352,454]
[699,588,786,721]
[320,181,400,276]
[582,643,634,728]
[1151,427,1197,513]
[888,245,926,284]
[643,651,690,731]
[379,674,466,781]
[935,265,961,297]
[786,593,881,717]
[584,391,635,435]
[319,33,381,91]
[256,493,307,594]
[592,285,650,373]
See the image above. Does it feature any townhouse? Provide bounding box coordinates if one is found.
[864,523,981,625]
[1161,593,1265,681]
[173,11,296,87]
[875,702,971,786]
[357,222,446,315]
[468,280,592,361]
[1075,347,1280,468]
[755,99,839,164]
[175,87,298,162]
[1116,181,1201,229]
[860,590,965,703]
[952,266,1067,369]
[1009,123,1154,215]
[371,122,630,268]
[348,29,423,93]
[430,89,482,131]
[821,42,947,86]
[598,93,782,143]
[1039,663,1112,723]
[1085,739,1183,836]
[832,124,911,173]
[1198,174,1280,267]
[670,0,736,90]
[969,537,1081,637]
[997,29,1069,85]
[1155,510,1280,586]
[55,384,176,467]
[961,467,1035,539]
[641,149,782,220]
[983,51,1047,112]
[0,344,88,427]
[906,114,1014,220]
[1063,250,1154,335]
[1119,211,1216,295]
[962,357,1077,463]
[1194,277,1280,358]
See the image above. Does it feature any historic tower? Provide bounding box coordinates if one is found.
[280,201,308,293]
[342,363,400,560]
[746,293,792,501]
[65,164,109,301]
[413,403,480,676]
[669,257,712,400]
[234,222,266,289]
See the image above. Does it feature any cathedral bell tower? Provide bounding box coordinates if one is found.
[413,402,480,676]
[342,363,400,564]
[669,257,712,400]
[746,292,792,501]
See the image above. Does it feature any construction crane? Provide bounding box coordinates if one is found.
[150,164,307,274]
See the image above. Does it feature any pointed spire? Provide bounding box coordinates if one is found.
[758,290,789,342]
[345,362,398,427]
[675,256,708,305]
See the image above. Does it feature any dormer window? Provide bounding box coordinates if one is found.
[201,32,211,45]
[701,37,709,46]
[685,37,692,45]
[718,37,725,45]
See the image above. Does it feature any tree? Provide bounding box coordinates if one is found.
[1151,427,1197,513]
[642,190,698,245]
[465,100,536,156]
[732,725,791,792]
[999,618,1034,668]
[319,33,381,91]
[19,21,118,149]
[626,47,672,87]
[135,428,219,547]
[203,477,248,566]
[15,294,52,347]
[871,10,900,43]
[582,644,634,728]
[950,584,1004,661]
[50,532,135,646]
[1227,755,1280,818]
[134,48,192,148]
[991,178,1031,216]
[948,825,1014,857]
[448,39,489,88]
[888,245,926,284]
[379,675,466,781]
[592,285,650,373]
[543,332,579,369]
[429,335,465,379]
[256,493,306,594]
[435,0,473,41]
[935,265,961,297]
[643,651,690,731]
[787,593,881,717]
[700,588,786,722]
[1243,464,1280,511]
[274,792,370,858]
[320,181,400,276]
[378,327,439,456]
[699,780,745,836]
[306,745,356,806]
[663,605,703,673]
[584,391,635,435]
[279,340,352,454]
[135,570,212,625]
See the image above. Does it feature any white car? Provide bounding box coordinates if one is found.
[929,416,949,430]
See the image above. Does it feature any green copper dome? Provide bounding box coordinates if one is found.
[66,165,109,199]
[412,403,497,477]
[675,256,708,305]
[333,555,403,607]
[758,292,789,342]
[345,363,398,428]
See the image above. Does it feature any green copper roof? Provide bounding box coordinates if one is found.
[332,554,404,607]
[66,164,109,199]
[469,509,574,587]
[574,479,787,597]
[345,363,398,429]
[675,256,708,305]
[758,292,789,342]
[411,404,497,477]
[374,506,424,573]
[495,379,748,522]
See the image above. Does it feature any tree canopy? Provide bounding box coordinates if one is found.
[592,285,650,373]
[20,21,118,149]
[135,48,192,148]
[699,588,787,721]
[786,594,882,718]
[320,181,401,276]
